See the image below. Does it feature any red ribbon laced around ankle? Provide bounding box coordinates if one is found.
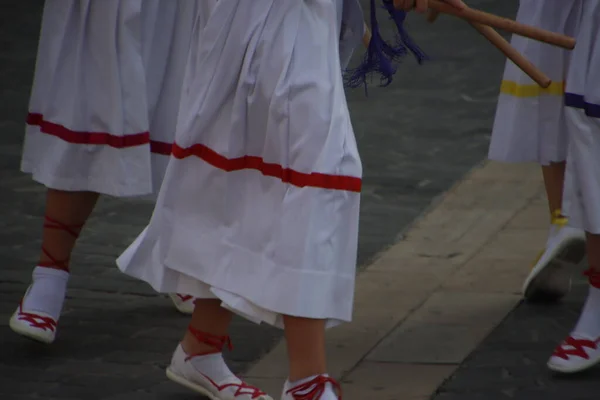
[286,375,342,400]
[39,216,84,272]
[584,268,600,289]
[186,325,233,359]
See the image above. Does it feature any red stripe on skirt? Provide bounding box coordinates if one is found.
[171,143,362,192]
[27,113,173,154]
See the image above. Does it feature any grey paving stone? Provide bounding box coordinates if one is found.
[432,279,598,400]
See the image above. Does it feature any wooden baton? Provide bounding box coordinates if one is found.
[426,5,552,87]
[428,0,575,49]
[470,22,551,88]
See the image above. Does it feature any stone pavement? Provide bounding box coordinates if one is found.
[0,0,527,399]
[244,162,594,400]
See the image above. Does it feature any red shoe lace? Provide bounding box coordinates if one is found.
[286,375,342,400]
[16,301,57,332]
[186,325,233,358]
[200,373,268,399]
[584,268,600,289]
[553,336,600,360]
[185,326,267,398]
[39,216,84,272]
[177,294,194,302]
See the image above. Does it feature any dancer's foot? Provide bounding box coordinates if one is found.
[548,269,600,373]
[169,293,195,315]
[9,266,68,344]
[522,211,585,302]
[166,326,272,399]
[281,375,341,400]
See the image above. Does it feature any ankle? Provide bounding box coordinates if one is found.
[289,370,328,383]
[181,332,220,356]
[181,325,232,357]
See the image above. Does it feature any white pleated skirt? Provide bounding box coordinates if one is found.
[21,0,203,197]
[488,0,582,165]
[118,0,365,329]
[563,1,600,233]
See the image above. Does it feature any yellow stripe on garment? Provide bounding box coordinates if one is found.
[500,80,565,98]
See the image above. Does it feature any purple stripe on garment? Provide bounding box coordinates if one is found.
[565,93,600,118]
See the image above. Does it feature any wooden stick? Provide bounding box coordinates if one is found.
[470,22,551,88]
[428,0,575,49]
[425,4,551,87]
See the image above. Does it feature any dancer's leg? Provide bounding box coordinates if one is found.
[9,189,98,343]
[281,316,340,400]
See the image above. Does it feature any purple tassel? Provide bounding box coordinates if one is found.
[344,0,428,93]
[381,0,428,63]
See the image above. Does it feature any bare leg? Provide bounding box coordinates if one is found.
[38,189,99,269]
[9,189,99,343]
[281,316,340,399]
[181,299,233,355]
[283,316,327,381]
[586,233,600,272]
[541,162,566,215]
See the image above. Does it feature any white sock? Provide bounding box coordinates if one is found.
[21,266,69,321]
[188,352,237,383]
[284,374,338,400]
[572,285,600,339]
[546,224,559,247]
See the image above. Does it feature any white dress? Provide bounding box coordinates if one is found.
[21,0,202,197]
[563,0,600,234]
[488,0,582,165]
[118,0,365,329]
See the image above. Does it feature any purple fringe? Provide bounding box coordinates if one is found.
[343,0,428,93]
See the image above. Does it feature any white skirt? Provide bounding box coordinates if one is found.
[563,1,600,234]
[21,0,202,197]
[488,0,582,165]
[117,0,364,329]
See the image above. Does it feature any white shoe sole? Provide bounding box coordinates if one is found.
[166,367,273,400]
[547,355,600,374]
[9,313,55,344]
[166,367,220,399]
[522,236,586,302]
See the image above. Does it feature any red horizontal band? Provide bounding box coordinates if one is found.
[172,143,362,192]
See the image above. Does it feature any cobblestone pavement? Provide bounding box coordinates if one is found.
[1,0,515,398]
[432,268,600,400]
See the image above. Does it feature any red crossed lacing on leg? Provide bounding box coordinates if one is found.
[38,216,84,272]
[16,300,58,332]
[185,325,267,398]
[286,375,342,400]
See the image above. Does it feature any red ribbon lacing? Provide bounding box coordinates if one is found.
[286,375,342,400]
[38,216,84,272]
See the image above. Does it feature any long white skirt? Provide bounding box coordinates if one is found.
[118,0,365,329]
[563,1,600,234]
[21,0,201,197]
[488,0,582,165]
